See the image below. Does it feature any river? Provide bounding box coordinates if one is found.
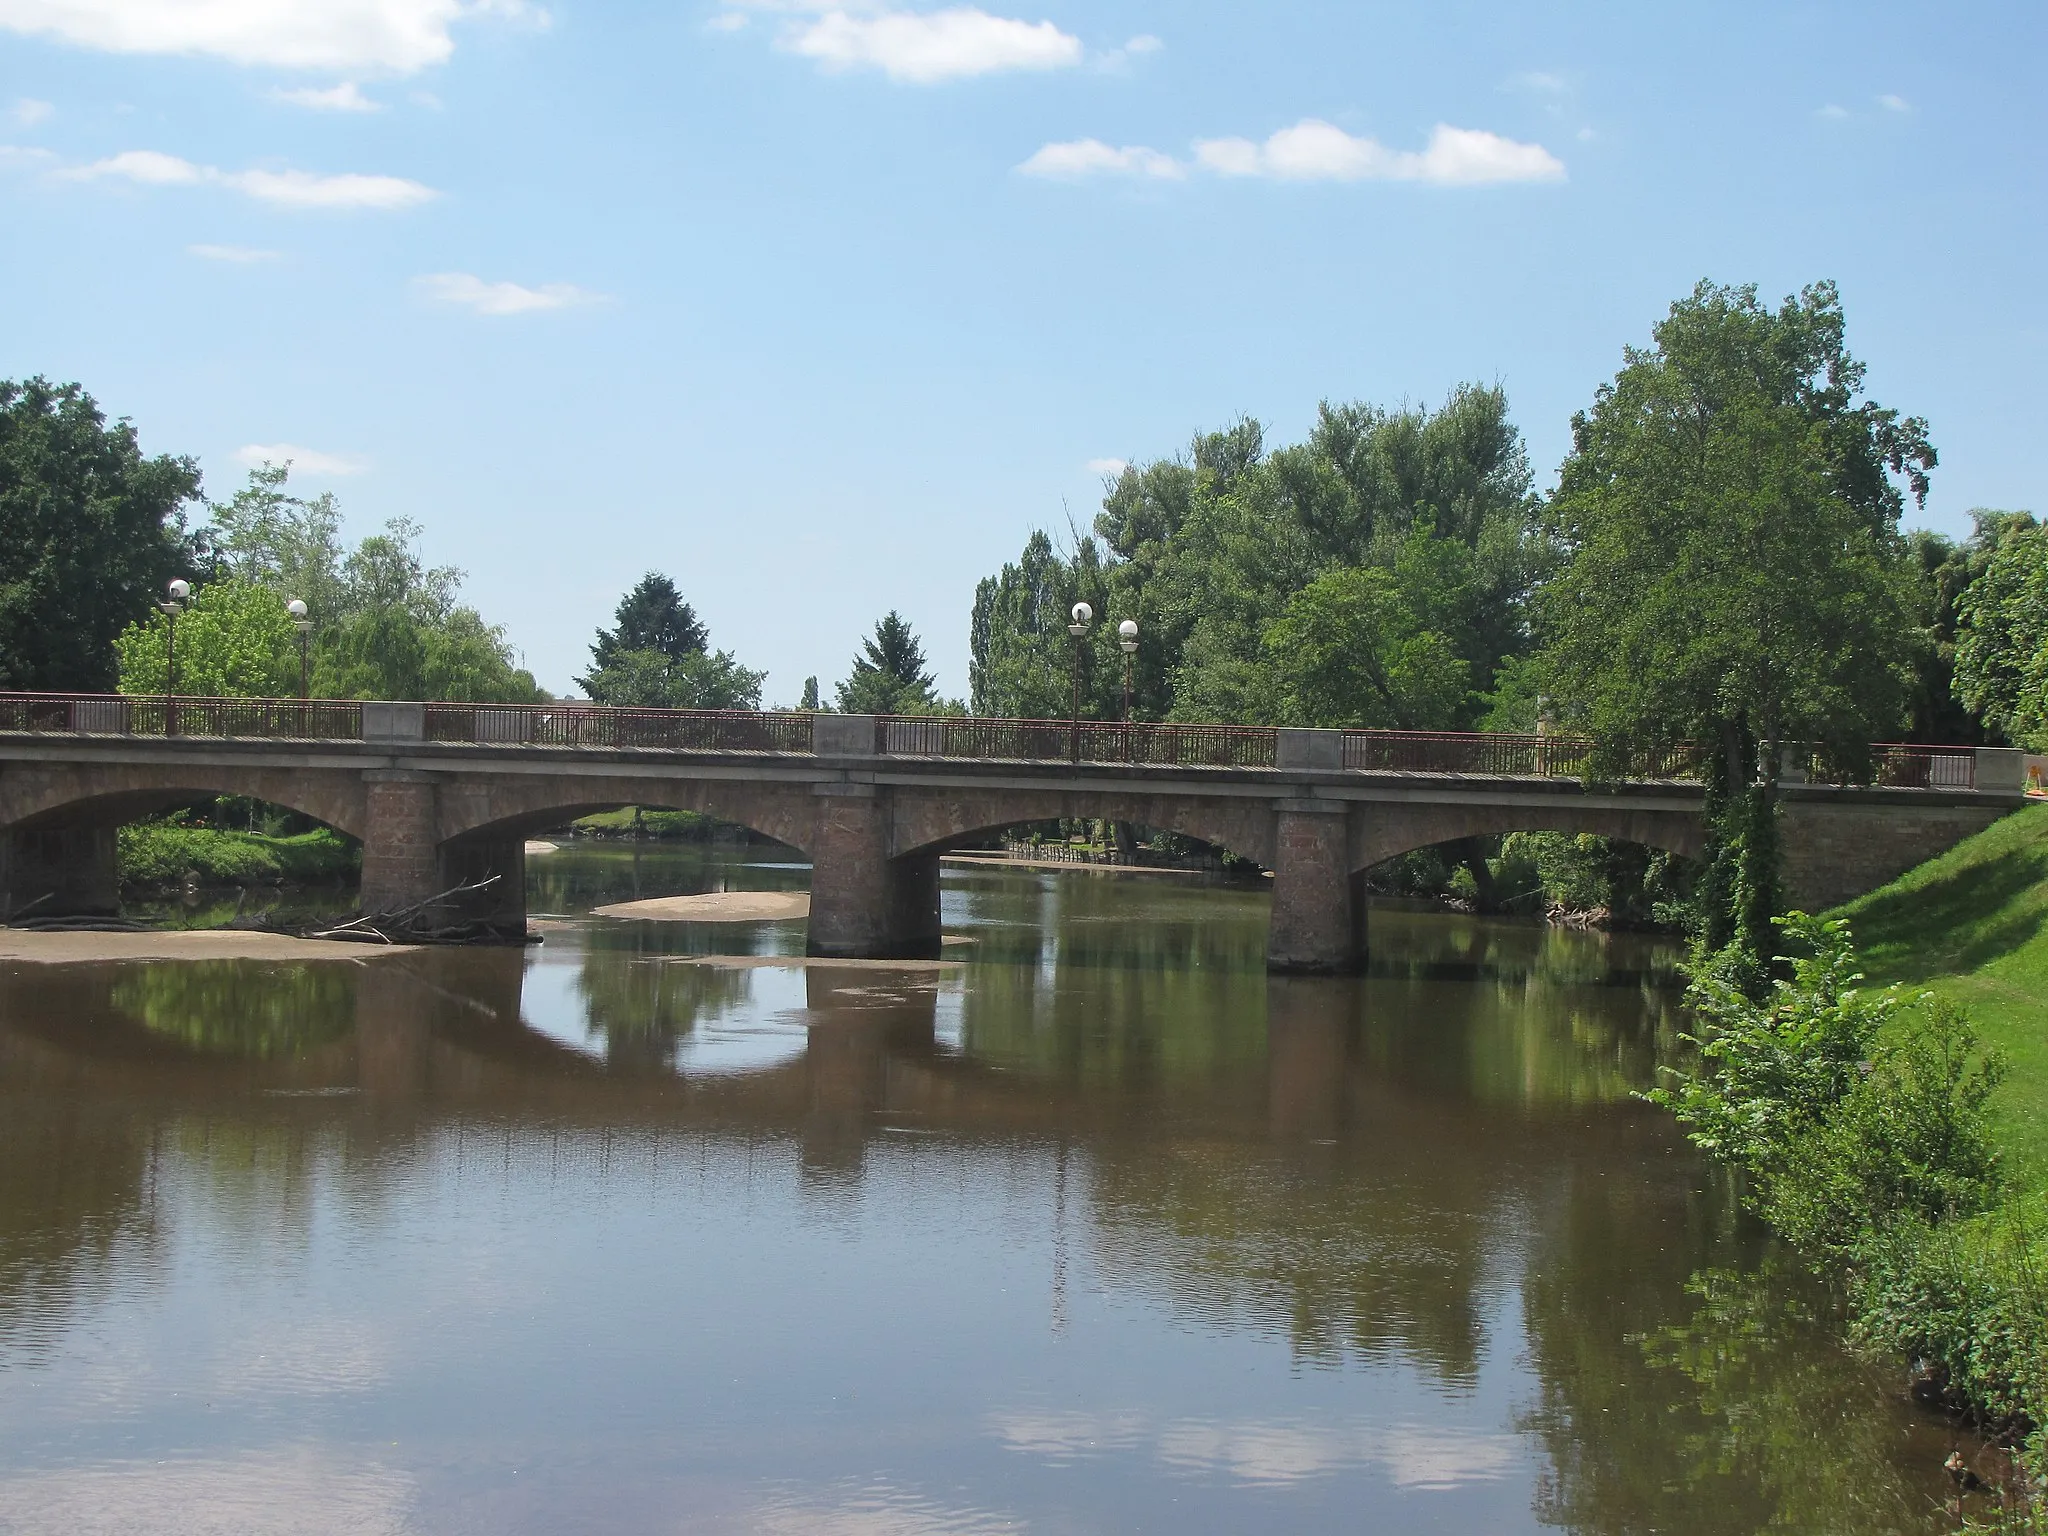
[0,843,1970,1533]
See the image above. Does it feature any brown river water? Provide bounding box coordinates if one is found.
[0,845,1975,1533]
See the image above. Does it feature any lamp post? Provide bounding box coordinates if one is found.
[1067,601,1093,762]
[287,599,312,703]
[159,579,190,735]
[1118,618,1139,763]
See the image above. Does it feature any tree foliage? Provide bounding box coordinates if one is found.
[837,611,948,715]
[971,386,1542,727]
[115,577,300,698]
[1539,281,1934,971]
[0,377,202,691]
[1953,515,2048,750]
[583,647,765,711]
[121,461,541,703]
[579,572,708,696]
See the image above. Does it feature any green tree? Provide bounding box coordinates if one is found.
[970,387,1543,730]
[1953,515,2048,750]
[1263,523,1478,729]
[320,520,541,702]
[114,577,300,697]
[579,573,707,695]
[837,611,941,715]
[0,377,202,691]
[583,647,765,710]
[203,460,345,619]
[1538,281,1933,972]
[799,676,823,711]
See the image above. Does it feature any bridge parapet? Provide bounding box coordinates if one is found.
[1,691,2012,791]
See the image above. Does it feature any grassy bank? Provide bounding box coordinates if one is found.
[118,819,360,892]
[1838,802,2048,1184]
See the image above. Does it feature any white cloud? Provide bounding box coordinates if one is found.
[707,7,748,29]
[69,147,205,183]
[1193,119,1564,185]
[1095,30,1161,71]
[237,443,369,475]
[1019,138,1181,179]
[414,271,603,314]
[1122,32,1160,54]
[230,165,432,207]
[784,7,1081,82]
[1085,457,1129,477]
[1512,70,1569,95]
[271,80,381,111]
[0,143,59,168]
[0,0,544,73]
[66,149,436,207]
[11,95,53,125]
[1816,103,1850,119]
[189,242,280,261]
[1878,93,1910,112]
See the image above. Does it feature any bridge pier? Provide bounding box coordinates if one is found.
[1267,801,1363,974]
[0,825,120,919]
[806,784,941,959]
[360,771,441,916]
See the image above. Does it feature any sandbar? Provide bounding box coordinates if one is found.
[593,891,810,923]
[667,954,964,972]
[0,929,416,965]
[941,853,1210,878]
[524,840,560,855]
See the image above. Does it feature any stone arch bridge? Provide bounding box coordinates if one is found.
[0,697,2027,973]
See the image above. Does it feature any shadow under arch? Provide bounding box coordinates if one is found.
[0,786,366,921]
[891,801,1276,872]
[1355,819,1702,927]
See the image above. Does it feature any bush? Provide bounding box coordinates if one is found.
[1647,913,2004,1253]
[117,817,358,890]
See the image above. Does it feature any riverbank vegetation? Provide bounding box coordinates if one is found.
[117,813,359,893]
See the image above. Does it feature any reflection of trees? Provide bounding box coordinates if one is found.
[110,962,355,1059]
[572,949,752,1071]
[1515,1162,1944,1533]
[525,843,809,918]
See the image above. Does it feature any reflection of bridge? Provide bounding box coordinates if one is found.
[0,695,2028,972]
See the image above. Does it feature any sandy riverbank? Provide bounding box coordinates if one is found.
[0,929,417,965]
[593,891,810,922]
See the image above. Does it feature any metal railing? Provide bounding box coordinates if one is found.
[0,692,1995,791]
[0,691,362,740]
[1864,743,1977,791]
[880,715,1277,768]
[1338,729,1698,780]
[421,703,813,754]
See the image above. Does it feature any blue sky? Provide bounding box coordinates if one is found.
[2,2,2041,701]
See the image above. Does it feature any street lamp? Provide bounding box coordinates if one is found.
[159,579,190,735]
[1067,601,1093,761]
[1117,619,1139,720]
[287,599,312,702]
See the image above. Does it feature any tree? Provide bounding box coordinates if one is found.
[319,519,541,703]
[1952,515,2048,749]
[579,573,707,695]
[1263,523,1477,729]
[582,648,765,711]
[799,676,823,711]
[969,387,1544,730]
[1538,280,1934,974]
[837,612,940,715]
[203,460,345,619]
[114,577,300,697]
[0,377,202,691]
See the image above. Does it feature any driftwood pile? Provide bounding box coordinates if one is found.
[301,875,525,946]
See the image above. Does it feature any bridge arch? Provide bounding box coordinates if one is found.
[0,766,369,842]
[431,774,819,856]
[1347,802,1703,876]
[887,788,1277,870]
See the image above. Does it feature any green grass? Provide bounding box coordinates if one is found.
[567,807,713,837]
[1836,801,2048,1185]
[117,821,360,891]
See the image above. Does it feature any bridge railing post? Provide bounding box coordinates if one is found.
[1275,728,1343,773]
[1976,747,2024,795]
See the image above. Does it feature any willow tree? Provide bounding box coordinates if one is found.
[1539,280,1933,975]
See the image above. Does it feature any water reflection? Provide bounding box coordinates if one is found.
[0,850,1962,1533]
